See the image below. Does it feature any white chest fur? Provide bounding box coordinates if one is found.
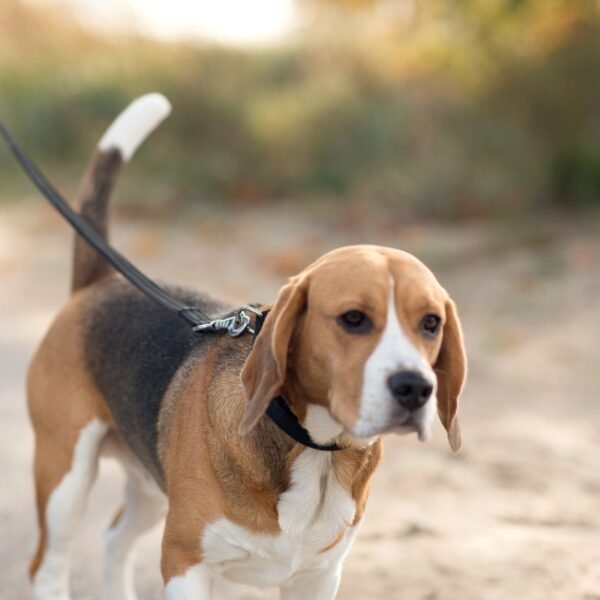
[202,449,358,588]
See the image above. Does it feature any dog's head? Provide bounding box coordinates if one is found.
[240,245,466,451]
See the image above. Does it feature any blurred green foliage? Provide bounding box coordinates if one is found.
[0,0,599,216]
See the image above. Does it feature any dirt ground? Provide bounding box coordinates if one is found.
[0,198,599,600]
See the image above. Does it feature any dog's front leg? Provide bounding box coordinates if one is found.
[162,513,213,600]
[280,568,342,600]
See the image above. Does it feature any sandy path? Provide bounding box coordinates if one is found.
[1,200,599,599]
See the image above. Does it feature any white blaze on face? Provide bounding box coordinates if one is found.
[353,279,437,439]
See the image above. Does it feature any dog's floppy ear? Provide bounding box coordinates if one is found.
[434,298,467,453]
[240,275,309,434]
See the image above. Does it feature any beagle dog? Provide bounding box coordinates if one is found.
[27,94,467,600]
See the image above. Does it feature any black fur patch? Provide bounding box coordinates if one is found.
[83,278,232,484]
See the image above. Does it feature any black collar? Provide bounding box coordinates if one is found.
[266,396,342,452]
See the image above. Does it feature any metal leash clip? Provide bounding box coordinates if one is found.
[192,305,263,338]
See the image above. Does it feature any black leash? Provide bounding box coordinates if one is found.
[0,120,210,327]
[0,120,342,452]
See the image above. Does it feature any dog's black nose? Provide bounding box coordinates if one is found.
[387,371,433,411]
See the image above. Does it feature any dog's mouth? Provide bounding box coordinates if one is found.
[347,395,436,441]
[393,416,432,442]
[352,413,432,441]
[384,402,434,441]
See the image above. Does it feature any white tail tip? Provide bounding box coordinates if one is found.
[98,93,172,162]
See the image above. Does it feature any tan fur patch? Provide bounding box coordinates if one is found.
[159,339,227,580]
[334,439,383,525]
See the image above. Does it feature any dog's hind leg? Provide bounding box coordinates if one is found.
[101,442,167,600]
[27,296,113,600]
[30,418,108,600]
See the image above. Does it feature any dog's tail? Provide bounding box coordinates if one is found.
[71,93,171,292]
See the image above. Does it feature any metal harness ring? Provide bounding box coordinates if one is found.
[192,305,263,338]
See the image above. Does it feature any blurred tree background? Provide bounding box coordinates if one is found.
[0,0,599,217]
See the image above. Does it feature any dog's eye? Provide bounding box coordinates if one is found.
[338,310,372,334]
[421,314,441,337]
